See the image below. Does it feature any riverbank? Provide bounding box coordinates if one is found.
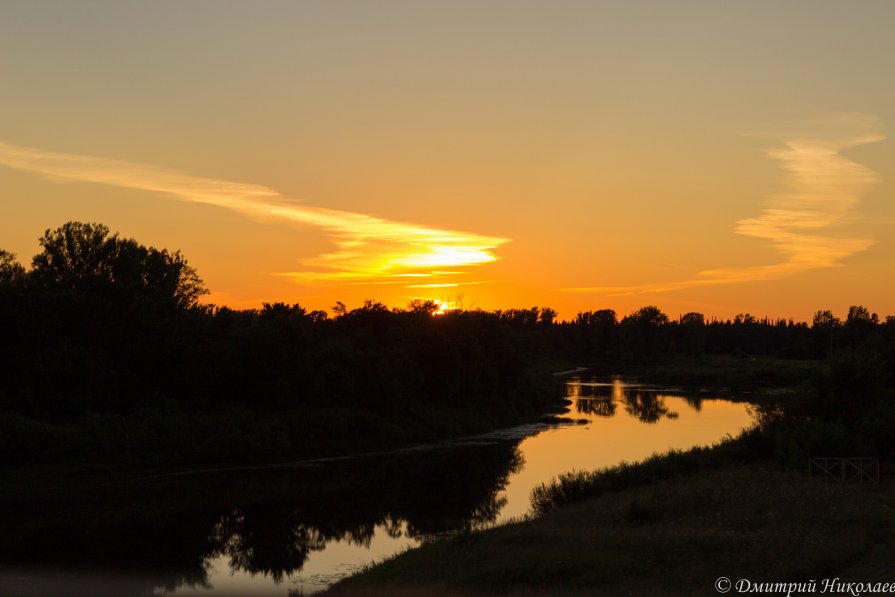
[1,360,569,472]
[329,458,895,596]
[1,353,811,476]
[0,409,574,502]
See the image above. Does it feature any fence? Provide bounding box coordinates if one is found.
[809,457,880,484]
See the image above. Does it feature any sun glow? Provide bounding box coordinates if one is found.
[393,246,498,268]
[432,299,457,315]
[0,140,509,290]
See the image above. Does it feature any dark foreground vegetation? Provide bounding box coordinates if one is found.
[2,221,894,471]
[331,313,895,594]
[331,464,894,596]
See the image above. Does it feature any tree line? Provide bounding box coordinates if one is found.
[0,223,560,463]
[1,222,893,464]
[556,304,893,361]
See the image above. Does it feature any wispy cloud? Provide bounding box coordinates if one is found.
[0,140,508,285]
[565,112,884,296]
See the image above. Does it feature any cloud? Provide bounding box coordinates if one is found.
[0,140,508,285]
[565,112,884,296]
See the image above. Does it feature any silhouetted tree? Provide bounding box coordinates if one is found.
[497,307,542,327]
[30,222,206,307]
[0,249,25,287]
[574,309,618,357]
[626,306,668,327]
[407,299,438,315]
[538,307,557,326]
[812,310,841,329]
[812,310,841,357]
[847,305,874,325]
[261,302,308,320]
[842,305,878,347]
[679,312,706,354]
[680,312,705,327]
[576,309,617,327]
[621,306,669,355]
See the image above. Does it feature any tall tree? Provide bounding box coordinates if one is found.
[30,221,206,307]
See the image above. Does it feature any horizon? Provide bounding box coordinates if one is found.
[2,1,893,322]
[5,220,889,325]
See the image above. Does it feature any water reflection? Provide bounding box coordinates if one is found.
[1,442,522,596]
[571,377,703,423]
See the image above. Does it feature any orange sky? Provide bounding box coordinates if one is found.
[1,2,893,321]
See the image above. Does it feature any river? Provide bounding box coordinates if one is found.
[0,376,753,597]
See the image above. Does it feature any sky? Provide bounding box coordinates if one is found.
[1,0,893,320]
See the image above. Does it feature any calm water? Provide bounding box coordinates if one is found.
[1,376,753,597]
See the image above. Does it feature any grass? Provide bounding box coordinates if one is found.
[328,463,894,596]
[529,431,765,515]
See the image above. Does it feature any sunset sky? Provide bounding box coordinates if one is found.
[2,1,893,320]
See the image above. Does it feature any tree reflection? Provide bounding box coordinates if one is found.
[0,441,523,592]
[622,391,674,423]
[568,378,693,423]
[212,511,330,583]
[576,398,617,417]
[684,395,703,411]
